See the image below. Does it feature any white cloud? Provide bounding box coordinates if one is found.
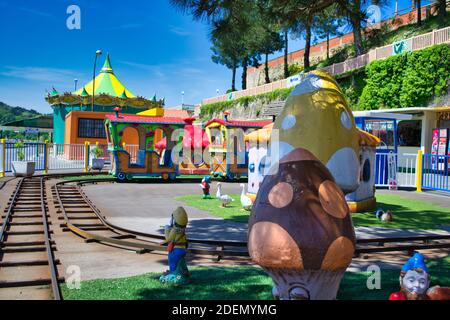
[18,7,52,17]
[0,66,79,85]
[169,25,191,37]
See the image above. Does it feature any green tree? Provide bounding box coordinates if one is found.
[210,36,240,92]
[254,2,284,83]
[314,4,346,60]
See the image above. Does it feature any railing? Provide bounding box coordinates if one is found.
[202,26,450,106]
[48,144,85,170]
[422,154,450,192]
[0,141,115,175]
[2,142,46,172]
[374,152,417,188]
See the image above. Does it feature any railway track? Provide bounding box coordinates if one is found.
[54,178,450,260]
[0,177,61,300]
[0,173,448,300]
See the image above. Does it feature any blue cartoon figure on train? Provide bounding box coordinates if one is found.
[159,206,190,285]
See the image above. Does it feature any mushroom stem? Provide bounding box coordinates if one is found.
[265,267,347,300]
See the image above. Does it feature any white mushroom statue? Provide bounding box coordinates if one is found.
[216,182,234,207]
[240,184,253,211]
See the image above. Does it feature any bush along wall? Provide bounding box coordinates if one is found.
[199,87,294,119]
[359,44,450,110]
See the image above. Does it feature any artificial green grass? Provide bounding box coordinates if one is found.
[175,194,250,223]
[352,194,450,230]
[62,256,449,300]
[176,193,450,230]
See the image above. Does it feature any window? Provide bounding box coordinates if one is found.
[397,120,421,147]
[78,118,106,138]
[364,119,396,150]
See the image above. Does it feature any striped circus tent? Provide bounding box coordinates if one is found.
[73,53,136,98]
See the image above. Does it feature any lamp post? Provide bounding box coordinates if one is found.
[92,50,102,111]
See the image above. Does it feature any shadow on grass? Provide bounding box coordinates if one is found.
[62,257,449,300]
[352,194,450,230]
[137,267,272,300]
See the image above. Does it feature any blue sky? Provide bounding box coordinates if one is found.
[0,0,429,114]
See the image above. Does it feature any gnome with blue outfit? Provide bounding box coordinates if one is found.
[159,207,190,285]
[389,252,431,300]
[389,251,450,300]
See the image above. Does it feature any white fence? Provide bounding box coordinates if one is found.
[48,144,85,170]
[375,152,418,188]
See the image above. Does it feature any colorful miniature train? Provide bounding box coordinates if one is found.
[105,108,269,181]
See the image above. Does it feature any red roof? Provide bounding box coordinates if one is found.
[164,109,190,118]
[205,118,271,128]
[155,124,209,149]
[105,114,186,125]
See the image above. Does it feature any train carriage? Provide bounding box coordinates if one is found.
[204,114,271,180]
[105,112,185,181]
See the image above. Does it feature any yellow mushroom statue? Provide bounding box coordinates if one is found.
[248,71,357,300]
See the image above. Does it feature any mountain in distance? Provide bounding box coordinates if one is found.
[0,101,43,125]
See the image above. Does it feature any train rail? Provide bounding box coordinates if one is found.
[1,173,449,300]
[54,178,450,260]
[0,177,61,300]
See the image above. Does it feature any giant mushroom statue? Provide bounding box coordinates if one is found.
[248,70,359,300]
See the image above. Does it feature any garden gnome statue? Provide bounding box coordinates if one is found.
[248,71,358,300]
[200,176,212,199]
[389,252,430,300]
[159,206,190,285]
[389,251,450,300]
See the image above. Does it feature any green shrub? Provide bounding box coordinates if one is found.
[14,141,25,161]
[91,146,104,159]
[288,63,304,76]
[359,44,450,110]
[200,87,294,119]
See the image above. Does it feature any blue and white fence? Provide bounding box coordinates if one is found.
[3,142,46,172]
[422,154,450,192]
[0,141,116,176]
[374,151,450,192]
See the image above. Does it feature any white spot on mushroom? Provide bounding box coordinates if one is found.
[340,110,352,130]
[281,115,296,130]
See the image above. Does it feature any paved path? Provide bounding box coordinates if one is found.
[378,189,450,208]
[83,182,450,242]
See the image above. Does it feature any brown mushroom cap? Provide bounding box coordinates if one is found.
[248,148,355,271]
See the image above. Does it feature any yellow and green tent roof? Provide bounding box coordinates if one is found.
[73,54,136,98]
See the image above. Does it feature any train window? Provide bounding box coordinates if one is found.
[364,119,395,150]
[78,118,106,138]
[397,120,421,147]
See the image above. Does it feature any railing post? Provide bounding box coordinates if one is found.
[44,140,49,174]
[0,139,5,177]
[416,149,423,192]
[84,141,90,172]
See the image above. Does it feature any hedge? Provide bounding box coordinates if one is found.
[359,44,450,110]
[199,87,294,119]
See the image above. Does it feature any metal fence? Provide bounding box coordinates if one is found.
[3,142,46,172]
[422,154,450,192]
[48,144,85,170]
[374,152,417,188]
